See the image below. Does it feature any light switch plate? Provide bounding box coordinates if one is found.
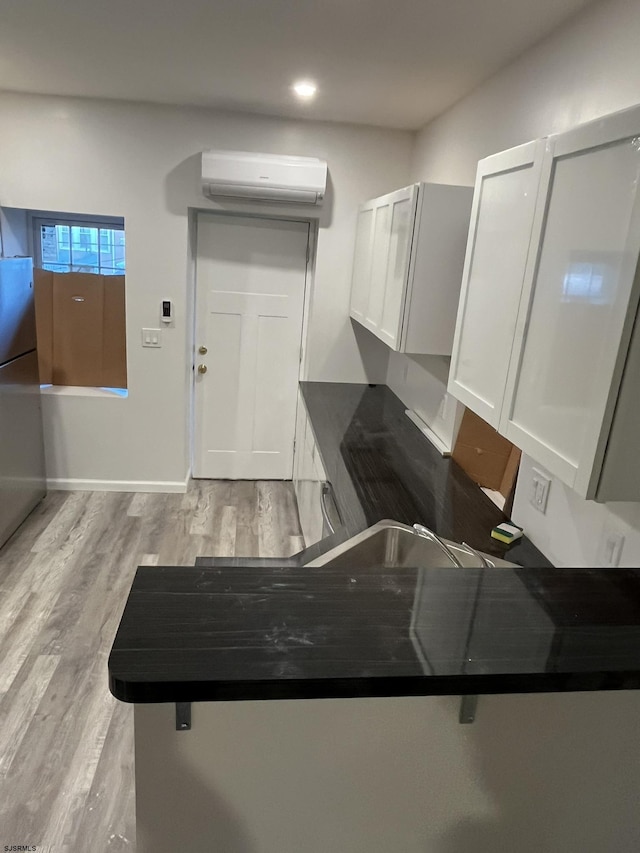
[142,328,162,348]
[598,531,625,568]
[529,467,551,514]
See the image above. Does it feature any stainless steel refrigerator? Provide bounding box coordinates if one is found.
[0,257,46,548]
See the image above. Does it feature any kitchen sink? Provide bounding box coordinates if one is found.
[305,520,517,569]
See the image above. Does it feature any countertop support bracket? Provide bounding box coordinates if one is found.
[459,695,477,724]
[176,702,191,731]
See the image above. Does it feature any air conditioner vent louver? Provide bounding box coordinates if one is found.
[201,150,327,206]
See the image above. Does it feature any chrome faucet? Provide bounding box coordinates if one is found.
[412,523,491,568]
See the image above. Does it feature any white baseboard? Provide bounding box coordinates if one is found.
[46,476,189,494]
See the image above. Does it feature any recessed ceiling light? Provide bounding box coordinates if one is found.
[292,80,317,100]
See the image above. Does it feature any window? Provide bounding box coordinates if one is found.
[31,211,127,391]
[34,216,126,275]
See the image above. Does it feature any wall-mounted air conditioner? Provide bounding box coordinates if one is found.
[201,150,327,205]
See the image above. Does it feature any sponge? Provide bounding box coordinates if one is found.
[491,522,523,545]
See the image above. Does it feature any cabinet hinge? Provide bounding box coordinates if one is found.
[176,702,191,731]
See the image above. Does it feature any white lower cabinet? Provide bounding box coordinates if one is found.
[293,393,326,547]
[449,103,640,501]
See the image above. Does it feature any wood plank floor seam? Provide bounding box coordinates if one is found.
[0,479,302,852]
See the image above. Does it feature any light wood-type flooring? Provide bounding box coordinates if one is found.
[0,480,303,853]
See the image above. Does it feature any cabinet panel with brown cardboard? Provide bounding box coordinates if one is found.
[449,103,640,500]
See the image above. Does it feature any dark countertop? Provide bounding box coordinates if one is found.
[298,382,548,566]
[109,563,640,703]
[196,382,550,569]
[109,382,568,705]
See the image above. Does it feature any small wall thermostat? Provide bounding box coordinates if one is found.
[161,300,173,324]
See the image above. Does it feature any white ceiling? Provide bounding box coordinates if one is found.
[0,0,594,130]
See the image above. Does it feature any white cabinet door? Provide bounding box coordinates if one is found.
[350,185,419,349]
[448,141,546,428]
[293,395,328,548]
[375,186,419,349]
[298,438,314,547]
[293,391,306,505]
[305,428,326,547]
[365,199,392,333]
[350,203,375,325]
[308,481,325,547]
[501,107,640,497]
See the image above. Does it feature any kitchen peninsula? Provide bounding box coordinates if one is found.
[110,376,640,853]
[111,560,640,853]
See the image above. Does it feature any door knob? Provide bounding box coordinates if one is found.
[198,345,208,355]
[197,364,208,374]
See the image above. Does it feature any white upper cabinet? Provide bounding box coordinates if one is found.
[350,182,472,354]
[448,140,546,428]
[449,103,640,500]
[501,107,640,500]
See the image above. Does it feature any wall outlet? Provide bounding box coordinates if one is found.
[142,328,162,347]
[598,531,625,568]
[529,467,551,514]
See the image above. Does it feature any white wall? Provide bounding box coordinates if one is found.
[386,353,463,451]
[136,692,640,853]
[0,92,410,488]
[404,0,640,566]
[0,206,28,256]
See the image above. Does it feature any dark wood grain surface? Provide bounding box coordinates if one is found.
[299,381,551,567]
[109,563,640,703]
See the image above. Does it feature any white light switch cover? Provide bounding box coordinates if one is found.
[142,328,162,348]
[529,467,551,514]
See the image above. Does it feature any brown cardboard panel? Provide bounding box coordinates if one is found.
[52,273,104,386]
[34,268,53,384]
[453,446,509,491]
[102,276,127,388]
[453,408,517,491]
[455,408,513,457]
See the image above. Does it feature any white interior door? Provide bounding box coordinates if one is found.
[193,213,309,480]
